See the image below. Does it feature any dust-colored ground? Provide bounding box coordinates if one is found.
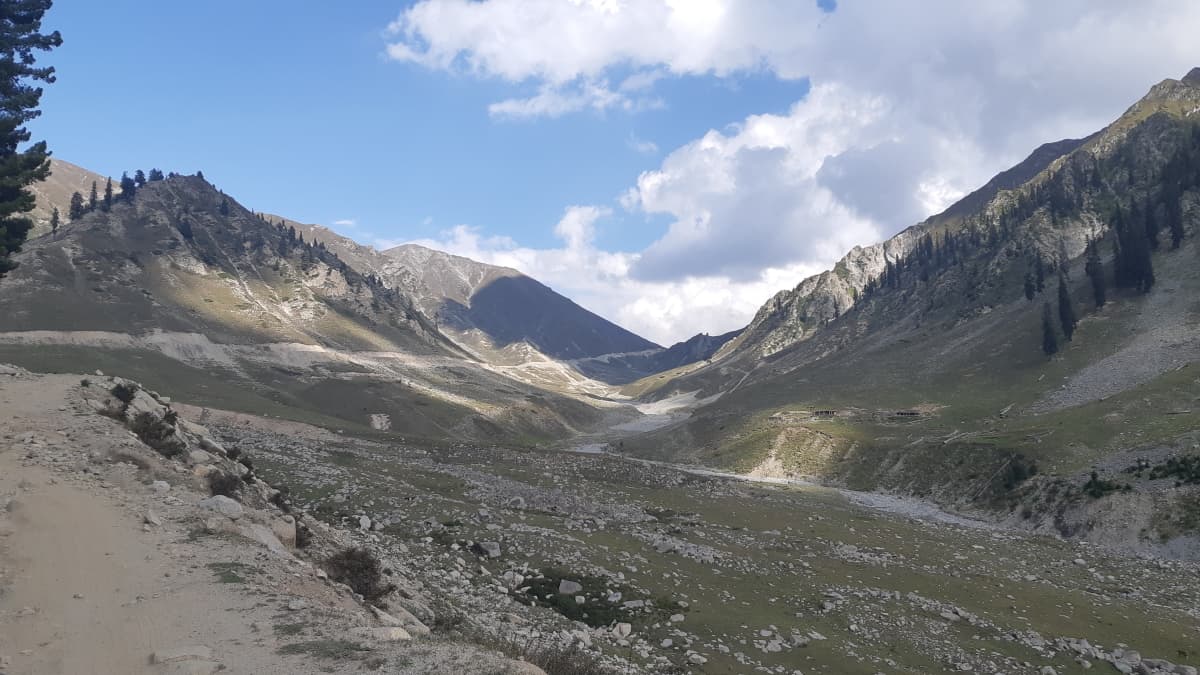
[0,370,545,675]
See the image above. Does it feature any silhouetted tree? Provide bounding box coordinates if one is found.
[101,177,113,211]
[1041,302,1058,356]
[119,171,135,201]
[49,206,59,232]
[148,168,164,182]
[0,0,62,277]
[1057,273,1077,341]
[68,191,84,220]
[218,197,230,216]
[88,180,97,211]
[1084,237,1106,309]
[134,169,146,187]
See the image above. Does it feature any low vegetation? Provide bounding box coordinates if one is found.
[321,547,396,603]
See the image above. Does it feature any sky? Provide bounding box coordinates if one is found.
[33,1,1200,346]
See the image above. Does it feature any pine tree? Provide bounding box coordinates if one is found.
[49,206,59,232]
[1041,303,1058,356]
[1143,198,1160,250]
[1057,273,1077,341]
[119,171,135,201]
[88,180,97,211]
[1084,238,1106,309]
[218,197,230,216]
[1023,272,1036,301]
[68,191,84,220]
[0,0,62,277]
[134,169,146,187]
[1167,192,1184,250]
[101,177,113,211]
[148,168,164,182]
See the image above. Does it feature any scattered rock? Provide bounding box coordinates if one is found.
[198,495,243,520]
[557,579,583,595]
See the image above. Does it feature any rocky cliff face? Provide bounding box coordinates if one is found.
[722,70,1200,363]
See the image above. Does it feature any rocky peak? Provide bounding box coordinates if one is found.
[1182,66,1200,86]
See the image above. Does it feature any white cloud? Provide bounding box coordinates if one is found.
[627,134,658,155]
[383,0,1200,342]
[332,219,357,228]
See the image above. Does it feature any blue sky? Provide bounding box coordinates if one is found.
[37,1,806,253]
[32,1,1196,344]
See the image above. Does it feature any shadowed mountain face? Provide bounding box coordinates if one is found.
[382,244,660,361]
[439,274,658,360]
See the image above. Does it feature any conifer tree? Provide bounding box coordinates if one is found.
[1041,303,1058,356]
[101,177,113,211]
[1084,238,1106,309]
[119,171,135,201]
[49,206,59,232]
[88,180,97,211]
[134,169,146,187]
[1057,273,1077,341]
[68,191,84,220]
[1035,256,1045,293]
[0,0,62,277]
[148,168,164,182]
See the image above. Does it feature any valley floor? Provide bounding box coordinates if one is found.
[2,367,1199,674]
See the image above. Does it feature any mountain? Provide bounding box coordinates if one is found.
[622,69,1200,553]
[268,216,733,387]
[0,173,615,443]
[381,243,659,360]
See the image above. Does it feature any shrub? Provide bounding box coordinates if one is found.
[111,382,137,404]
[322,548,396,603]
[295,521,313,549]
[1082,471,1130,499]
[130,412,186,457]
[80,378,91,387]
[208,470,243,499]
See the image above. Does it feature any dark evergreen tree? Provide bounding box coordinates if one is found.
[148,168,165,182]
[1084,238,1106,309]
[1143,198,1160,250]
[218,197,230,216]
[1035,256,1045,293]
[101,177,113,211]
[1057,273,1077,341]
[1023,272,1036,301]
[68,191,84,220]
[1041,303,1058,356]
[119,171,135,201]
[133,169,146,187]
[87,180,97,211]
[0,0,62,277]
[49,206,58,232]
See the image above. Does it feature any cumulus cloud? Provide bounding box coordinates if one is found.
[384,0,1200,342]
[332,219,357,228]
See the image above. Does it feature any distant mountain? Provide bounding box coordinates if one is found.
[271,219,730,387]
[381,243,660,360]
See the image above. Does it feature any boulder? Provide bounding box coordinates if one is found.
[371,604,431,637]
[187,450,215,466]
[473,541,502,558]
[557,580,583,595]
[198,495,243,520]
[271,516,297,548]
[613,623,632,639]
[238,523,290,557]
